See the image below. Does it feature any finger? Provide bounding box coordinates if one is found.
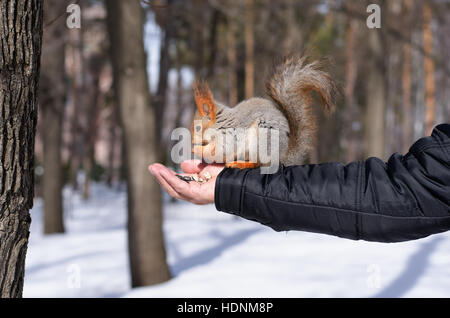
[201,164,225,177]
[180,160,206,174]
[152,163,199,180]
[160,169,192,196]
[151,163,177,175]
[149,166,184,200]
[153,164,194,197]
[153,172,182,199]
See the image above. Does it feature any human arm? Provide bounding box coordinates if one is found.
[214,124,450,242]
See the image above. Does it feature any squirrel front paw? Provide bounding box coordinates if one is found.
[225,161,260,169]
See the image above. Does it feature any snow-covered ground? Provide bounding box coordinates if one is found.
[23,182,450,298]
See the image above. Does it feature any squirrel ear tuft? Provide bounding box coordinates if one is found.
[193,80,216,124]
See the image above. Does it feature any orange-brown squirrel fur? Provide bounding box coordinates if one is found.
[191,56,337,169]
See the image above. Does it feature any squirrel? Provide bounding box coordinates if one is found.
[191,56,337,169]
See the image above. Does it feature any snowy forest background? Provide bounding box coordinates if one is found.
[26,0,450,297]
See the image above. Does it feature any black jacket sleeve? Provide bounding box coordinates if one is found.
[214,124,450,243]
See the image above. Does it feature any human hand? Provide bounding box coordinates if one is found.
[148,160,225,205]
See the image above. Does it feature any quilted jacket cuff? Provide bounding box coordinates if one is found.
[214,168,249,215]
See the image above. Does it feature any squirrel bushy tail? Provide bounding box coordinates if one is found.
[265,56,337,164]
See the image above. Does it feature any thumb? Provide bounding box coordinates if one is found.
[180,159,205,174]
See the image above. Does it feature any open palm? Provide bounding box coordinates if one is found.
[148,160,225,205]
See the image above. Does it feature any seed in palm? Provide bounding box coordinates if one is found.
[176,173,210,184]
[176,174,194,183]
[203,171,212,181]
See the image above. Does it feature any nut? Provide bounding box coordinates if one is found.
[175,174,193,183]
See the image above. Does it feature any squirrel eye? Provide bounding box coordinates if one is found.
[195,125,201,132]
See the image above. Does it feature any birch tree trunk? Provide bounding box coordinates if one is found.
[0,0,43,297]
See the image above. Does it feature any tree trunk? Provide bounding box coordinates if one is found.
[401,0,413,153]
[423,2,435,136]
[106,102,118,187]
[365,28,386,159]
[154,0,173,149]
[0,0,43,297]
[206,8,220,79]
[283,0,303,54]
[192,0,206,78]
[40,0,66,233]
[343,18,358,163]
[227,13,238,106]
[68,28,83,190]
[82,64,101,200]
[244,0,254,99]
[105,2,120,188]
[106,0,171,287]
[173,43,184,133]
